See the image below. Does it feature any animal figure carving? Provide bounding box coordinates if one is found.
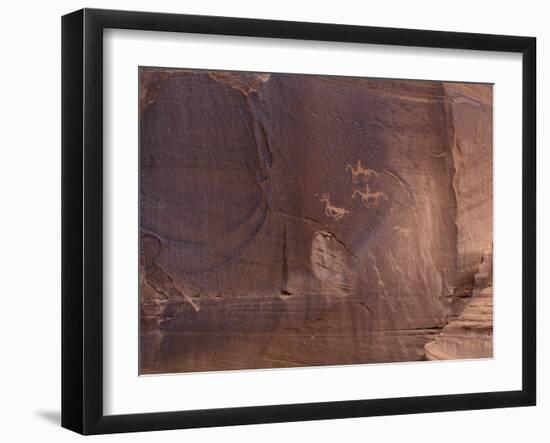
[352,185,387,208]
[346,160,379,184]
[319,193,350,220]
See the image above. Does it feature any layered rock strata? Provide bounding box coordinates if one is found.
[425,249,493,360]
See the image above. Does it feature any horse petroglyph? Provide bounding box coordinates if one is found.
[347,160,388,208]
[346,160,379,184]
[352,185,388,208]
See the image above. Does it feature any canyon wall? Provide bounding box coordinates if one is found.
[139,68,493,374]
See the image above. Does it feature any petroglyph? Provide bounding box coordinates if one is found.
[393,225,410,238]
[352,184,388,208]
[346,160,379,184]
[318,193,350,220]
[346,161,388,208]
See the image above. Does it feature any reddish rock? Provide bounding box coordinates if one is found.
[139,67,493,374]
[425,249,493,360]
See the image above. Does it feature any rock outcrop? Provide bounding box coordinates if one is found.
[425,249,493,360]
[139,68,493,374]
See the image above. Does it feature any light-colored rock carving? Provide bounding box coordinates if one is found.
[352,185,388,208]
[393,225,410,237]
[346,160,379,184]
[347,161,387,208]
[318,193,350,220]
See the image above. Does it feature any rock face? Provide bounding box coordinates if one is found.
[425,249,493,360]
[139,68,493,374]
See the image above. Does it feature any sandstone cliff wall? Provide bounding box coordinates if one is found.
[139,69,493,374]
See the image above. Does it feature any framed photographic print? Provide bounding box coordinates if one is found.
[61,8,536,435]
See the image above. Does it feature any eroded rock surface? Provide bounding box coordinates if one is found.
[425,249,493,360]
[139,68,493,374]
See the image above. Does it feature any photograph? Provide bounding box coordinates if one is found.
[139,67,494,374]
[0,1,543,440]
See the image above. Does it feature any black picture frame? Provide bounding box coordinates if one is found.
[62,8,537,435]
